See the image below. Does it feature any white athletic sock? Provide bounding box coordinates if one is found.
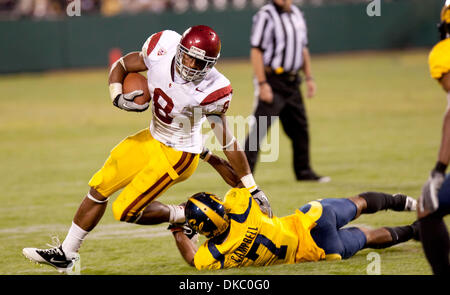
[61,222,89,258]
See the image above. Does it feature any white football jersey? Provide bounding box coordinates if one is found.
[141,30,232,154]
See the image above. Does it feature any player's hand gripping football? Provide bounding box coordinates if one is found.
[419,169,445,214]
[251,189,273,218]
[113,90,149,112]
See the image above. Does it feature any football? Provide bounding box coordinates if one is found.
[122,73,151,105]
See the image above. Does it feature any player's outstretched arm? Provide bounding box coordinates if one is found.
[170,229,197,267]
[437,73,450,169]
[419,72,450,215]
[206,114,251,178]
[108,51,149,112]
[200,147,243,188]
[207,114,273,217]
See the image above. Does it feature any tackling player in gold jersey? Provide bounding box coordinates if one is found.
[169,150,419,270]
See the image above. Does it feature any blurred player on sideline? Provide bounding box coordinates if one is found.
[168,153,418,270]
[417,0,450,275]
[22,25,270,274]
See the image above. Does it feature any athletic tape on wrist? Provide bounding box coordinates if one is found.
[240,174,257,192]
[109,83,122,101]
[168,205,186,224]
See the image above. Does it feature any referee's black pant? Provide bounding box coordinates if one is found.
[244,73,311,179]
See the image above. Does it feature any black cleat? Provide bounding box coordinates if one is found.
[22,238,80,274]
[392,194,417,211]
[410,220,421,241]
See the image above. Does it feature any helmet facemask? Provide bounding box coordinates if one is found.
[185,193,230,239]
[175,44,219,82]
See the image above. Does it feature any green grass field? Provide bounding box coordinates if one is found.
[1,49,449,275]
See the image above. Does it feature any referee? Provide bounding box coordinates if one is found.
[244,0,329,182]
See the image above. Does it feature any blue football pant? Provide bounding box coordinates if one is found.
[300,198,367,259]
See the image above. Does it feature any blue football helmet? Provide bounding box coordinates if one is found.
[185,192,230,238]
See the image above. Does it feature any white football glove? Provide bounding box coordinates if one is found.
[113,90,149,112]
[251,189,273,218]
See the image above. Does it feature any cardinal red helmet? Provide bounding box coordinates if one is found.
[175,25,221,82]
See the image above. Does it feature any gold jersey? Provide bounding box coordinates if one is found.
[429,38,450,80]
[193,188,325,270]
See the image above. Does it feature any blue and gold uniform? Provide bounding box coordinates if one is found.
[193,188,368,270]
[427,3,450,216]
[428,38,450,214]
[426,1,450,217]
[299,199,367,260]
[194,188,325,270]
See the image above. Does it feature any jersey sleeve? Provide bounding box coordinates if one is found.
[201,84,233,115]
[300,14,308,47]
[250,9,272,50]
[223,188,253,214]
[141,30,181,69]
[293,6,308,47]
[428,39,450,80]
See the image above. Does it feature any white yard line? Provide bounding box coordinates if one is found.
[0,223,170,240]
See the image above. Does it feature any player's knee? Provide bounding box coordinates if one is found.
[347,196,366,215]
[111,201,141,223]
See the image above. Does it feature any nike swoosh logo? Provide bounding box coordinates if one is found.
[195,87,204,93]
[50,257,66,263]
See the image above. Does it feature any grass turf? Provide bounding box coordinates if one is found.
[0,49,448,275]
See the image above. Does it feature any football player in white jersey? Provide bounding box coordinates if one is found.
[22,25,271,274]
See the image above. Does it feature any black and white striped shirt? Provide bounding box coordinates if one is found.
[250,3,308,73]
